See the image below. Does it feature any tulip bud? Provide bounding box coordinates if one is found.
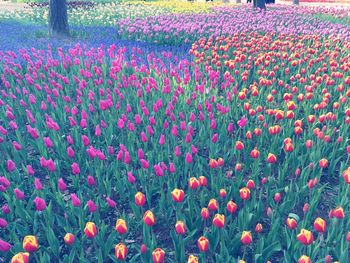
[188,255,199,263]
[197,236,209,252]
[313,217,326,233]
[171,188,185,203]
[152,248,165,263]
[241,231,252,245]
[23,235,39,253]
[84,222,98,238]
[298,255,311,263]
[212,214,225,228]
[255,223,263,233]
[297,229,314,246]
[64,233,75,245]
[175,221,186,235]
[286,218,298,230]
[201,208,210,220]
[115,243,128,261]
[143,210,155,227]
[239,187,251,200]
[11,252,29,263]
[135,192,146,206]
[116,219,128,235]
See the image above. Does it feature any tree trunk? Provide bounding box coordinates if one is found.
[256,0,265,9]
[293,0,299,4]
[49,0,69,37]
[253,0,257,8]
[236,0,241,3]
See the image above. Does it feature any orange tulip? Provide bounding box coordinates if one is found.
[152,248,165,263]
[64,233,75,245]
[313,217,326,233]
[23,235,39,253]
[212,214,225,228]
[11,252,29,263]
[143,210,155,226]
[115,243,128,261]
[197,236,209,252]
[84,222,98,239]
[171,188,185,203]
[241,231,252,245]
[116,219,128,235]
[297,229,314,245]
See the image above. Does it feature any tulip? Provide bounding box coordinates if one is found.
[219,188,226,198]
[188,177,199,190]
[246,179,255,189]
[255,223,263,233]
[330,207,344,219]
[313,217,326,233]
[188,254,198,263]
[346,232,350,242]
[143,210,155,226]
[209,159,218,168]
[185,152,193,163]
[175,221,186,235]
[115,243,128,261]
[212,214,225,228]
[152,248,165,263]
[239,187,250,200]
[319,158,328,168]
[201,208,210,220]
[199,176,207,187]
[116,219,128,235]
[286,218,298,230]
[33,197,46,211]
[267,153,277,163]
[241,231,252,245]
[297,229,314,245]
[171,188,185,203]
[298,255,311,263]
[64,233,75,245]
[0,238,12,252]
[235,141,244,151]
[23,235,39,253]
[135,192,146,206]
[11,252,29,263]
[84,222,98,238]
[208,199,218,211]
[342,168,350,184]
[197,236,209,252]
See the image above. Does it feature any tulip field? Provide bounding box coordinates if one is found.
[1,1,350,262]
